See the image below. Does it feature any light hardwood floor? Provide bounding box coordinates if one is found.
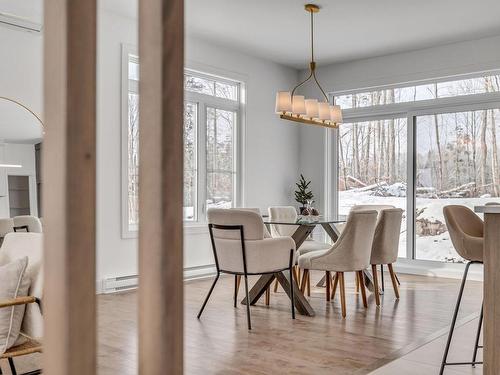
[3,271,483,374]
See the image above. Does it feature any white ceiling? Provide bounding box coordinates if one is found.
[101,0,500,68]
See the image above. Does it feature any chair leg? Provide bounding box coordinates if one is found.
[297,267,302,285]
[244,274,252,330]
[289,250,296,320]
[355,272,360,293]
[387,264,400,299]
[380,264,385,292]
[331,272,339,300]
[472,302,484,367]
[234,275,240,308]
[439,262,472,375]
[8,358,16,375]
[357,271,368,308]
[306,271,311,297]
[326,271,331,301]
[300,269,309,293]
[339,272,346,318]
[273,278,279,293]
[197,272,220,319]
[265,286,270,306]
[371,265,381,306]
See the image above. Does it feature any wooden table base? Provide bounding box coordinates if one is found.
[241,272,315,317]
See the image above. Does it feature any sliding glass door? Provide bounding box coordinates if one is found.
[415,109,500,262]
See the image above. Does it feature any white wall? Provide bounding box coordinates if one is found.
[298,34,500,212]
[97,10,300,285]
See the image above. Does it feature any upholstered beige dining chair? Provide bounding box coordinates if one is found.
[198,208,296,330]
[298,210,377,318]
[439,205,484,374]
[13,216,43,233]
[0,232,43,375]
[369,208,403,305]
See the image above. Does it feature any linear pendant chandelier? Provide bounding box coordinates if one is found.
[275,4,342,129]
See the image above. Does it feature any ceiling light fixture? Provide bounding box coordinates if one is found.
[275,4,342,129]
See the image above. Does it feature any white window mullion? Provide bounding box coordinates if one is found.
[198,102,208,222]
[406,114,416,260]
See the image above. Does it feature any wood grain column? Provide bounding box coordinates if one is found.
[483,211,500,374]
[138,0,184,374]
[43,1,97,374]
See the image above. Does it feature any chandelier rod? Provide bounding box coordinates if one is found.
[290,6,329,102]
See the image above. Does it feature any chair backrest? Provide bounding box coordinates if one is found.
[370,208,404,265]
[0,233,43,340]
[233,208,271,238]
[328,210,378,271]
[351,204,395,216]
[268,206,297,238]
[13,216,43,233]
[207,209,265,272]
[443,205,483,261]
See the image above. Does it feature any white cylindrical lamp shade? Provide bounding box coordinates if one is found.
[291,95,306,115]
[305,99,319,118]
[275,91,292,113]
[318,102,330,120]
[330,105,343,123]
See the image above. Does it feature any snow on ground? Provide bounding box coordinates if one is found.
[340,188,499,263]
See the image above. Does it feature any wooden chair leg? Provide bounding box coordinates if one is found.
[306,270,311,296]
[331,272,339,300]
[297,266,302,285]
[273,278,279,293]
[355,272,360,293]
[300,269,309,293]
[371,265,381,306]
[326,271,331,301]
[387,264,400,299]
[339,272,346,318]
[293,267,300,284]
[265,286,270,306]
[357,271,368,308]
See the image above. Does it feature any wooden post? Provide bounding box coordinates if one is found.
[43,0,97,374]
[482,209,500,374]
[138,0,184,374]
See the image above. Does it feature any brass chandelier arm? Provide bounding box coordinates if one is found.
[312,71,329,102]
[0,96,45,128]
[291,70,313,98]
[289,4,329,103]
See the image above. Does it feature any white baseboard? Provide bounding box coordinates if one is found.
[98,264,217,294]
[393,260,483,282]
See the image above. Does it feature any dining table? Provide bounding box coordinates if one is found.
[240,214,378,317]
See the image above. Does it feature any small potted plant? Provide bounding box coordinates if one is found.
[295,174,314,215]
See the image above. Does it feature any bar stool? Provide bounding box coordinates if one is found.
[440,205,484,374]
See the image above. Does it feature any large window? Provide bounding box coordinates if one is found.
[122,47,241,235]
[338,118,407,257]
[415,109,500,262]
[333,72,500,263]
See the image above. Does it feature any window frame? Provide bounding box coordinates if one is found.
[328,71,500,265]
[121,45,245,237]
[184,86,241,224]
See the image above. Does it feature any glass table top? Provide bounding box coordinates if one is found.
[262,215,347,226]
